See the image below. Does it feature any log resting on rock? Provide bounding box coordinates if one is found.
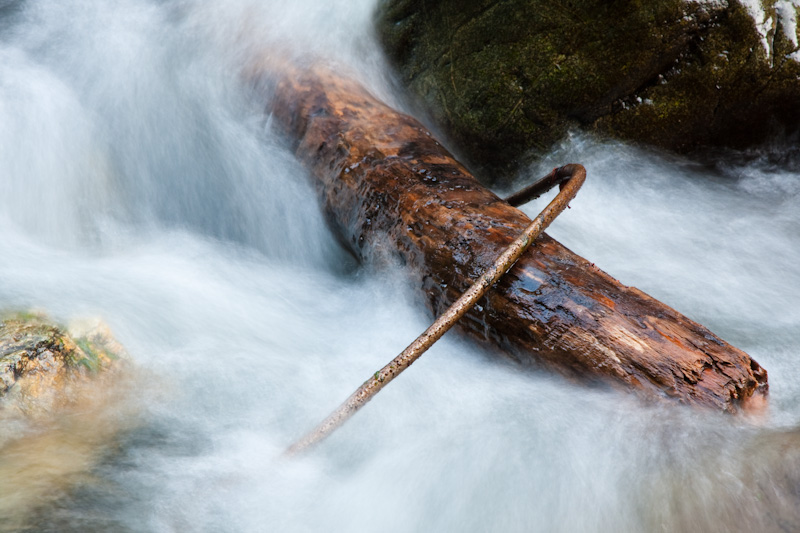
[250,61,768,412]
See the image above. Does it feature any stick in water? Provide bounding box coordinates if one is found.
[285,164,586,455]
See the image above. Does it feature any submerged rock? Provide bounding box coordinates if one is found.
[377,0,800,182]
[641,427,800,532]
[0,312,134,532]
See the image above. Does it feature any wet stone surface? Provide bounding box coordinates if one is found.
[377,0,800,182]
[0,312,122,414]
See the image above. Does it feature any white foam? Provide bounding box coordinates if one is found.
[1,1,799,531]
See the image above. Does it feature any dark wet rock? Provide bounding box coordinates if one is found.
[377,0,800,183]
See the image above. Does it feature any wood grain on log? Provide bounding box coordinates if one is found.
[252,62,768,412]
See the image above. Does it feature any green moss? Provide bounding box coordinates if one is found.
[2,310,46,323]
[71,336,117,374]
[378,0,800,183]
[1,312,122,398]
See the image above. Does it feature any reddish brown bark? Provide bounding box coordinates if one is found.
[252,62,768,412]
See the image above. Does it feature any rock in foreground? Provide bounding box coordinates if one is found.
[0,312,133,532]
[0,312,124,416]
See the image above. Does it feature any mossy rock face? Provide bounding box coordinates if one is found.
[0,312,124,414]
[0,312,134,531]
[377,0,800,183]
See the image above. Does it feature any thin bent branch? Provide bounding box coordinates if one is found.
[286,165,586,455]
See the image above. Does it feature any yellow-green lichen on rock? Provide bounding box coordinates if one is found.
[0,311,134,532]
[0,311,124,416]
[377,0,800,183]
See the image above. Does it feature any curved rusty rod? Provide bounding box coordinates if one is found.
[285,164,586,456]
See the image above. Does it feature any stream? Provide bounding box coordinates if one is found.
[1,0,799,531]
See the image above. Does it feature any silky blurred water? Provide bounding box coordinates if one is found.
[1,1,799,531]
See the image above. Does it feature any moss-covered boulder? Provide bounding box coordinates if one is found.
[377,0,800,182]
[0,312,124,416]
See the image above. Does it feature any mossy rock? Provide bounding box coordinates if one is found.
[0,312,134,531]
[0,311,125,415]
[377,0,800,183]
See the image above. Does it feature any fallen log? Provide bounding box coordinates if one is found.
[250,60,768,412]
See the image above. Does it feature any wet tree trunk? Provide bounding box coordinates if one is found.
[251,61,768,412]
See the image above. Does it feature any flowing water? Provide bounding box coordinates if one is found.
[1,1,799,531]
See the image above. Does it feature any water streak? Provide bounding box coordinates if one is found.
[1,1,799,531]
